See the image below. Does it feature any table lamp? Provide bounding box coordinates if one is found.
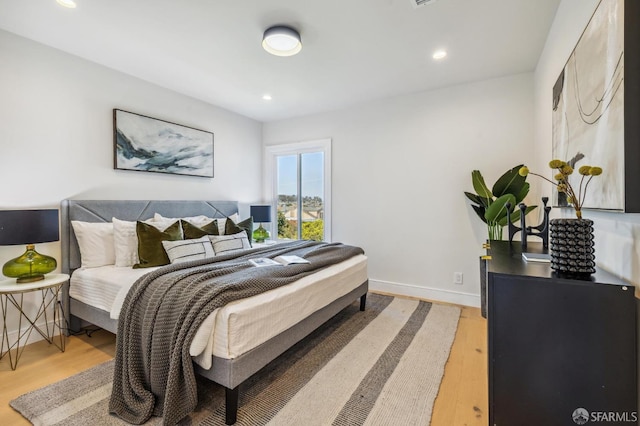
[0,209,59,283]
[250,205,272,243]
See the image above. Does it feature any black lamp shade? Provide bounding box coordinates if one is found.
[0,209,60,246]
[250,205,272,223]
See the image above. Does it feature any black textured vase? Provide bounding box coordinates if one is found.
[549,218,595,275]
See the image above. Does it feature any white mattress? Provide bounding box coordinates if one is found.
[70,254,368,368]
[70,265,157,318]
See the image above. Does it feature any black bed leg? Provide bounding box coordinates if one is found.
[360,293,367,311]
[225,386,239,425]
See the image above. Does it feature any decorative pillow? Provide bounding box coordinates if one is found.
[209,231,251,255]
[113,217,181,267]
[71,221,115,268]
[162,236,215,263]
[216,213,240,235]
[133,220,183,268]
[181,219,219,239]
[133,220,182,269]
[225,217,254,246]
[154,212,239,235]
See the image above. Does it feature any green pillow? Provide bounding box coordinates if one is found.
[225,217,254,246]
[134,220,182,268]
[181,219,219,239]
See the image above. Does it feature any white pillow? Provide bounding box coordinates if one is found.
[153,213,212,227]
[162,236,215,263]
[112,218,139,267]
[209,231,250,255]
[112,217,180,267]
[71,221,115,268]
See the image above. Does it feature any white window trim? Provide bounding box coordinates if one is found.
[264,139,332,242]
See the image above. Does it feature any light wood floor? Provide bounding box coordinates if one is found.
[0,305,487,426]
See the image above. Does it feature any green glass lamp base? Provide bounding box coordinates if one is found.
[252,224,270,243]
[2,244,57,284]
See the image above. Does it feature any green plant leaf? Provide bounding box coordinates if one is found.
[471,205,488,223]
[515,181,530,204]
[485,194,516,224]
[464,191,481,204]
[492,164,526,198]
[464,191,492,208]
[472,170,493,201]
[497,205,538,226]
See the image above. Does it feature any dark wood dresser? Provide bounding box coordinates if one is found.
[487,240,638,426]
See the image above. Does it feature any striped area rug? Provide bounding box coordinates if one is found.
[10,294,460,426]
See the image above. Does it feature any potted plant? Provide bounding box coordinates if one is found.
[519,160,602,275]
[465,164,537,241]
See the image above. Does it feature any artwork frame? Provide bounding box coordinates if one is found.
[113,109,214,178]
[552,0,640,212]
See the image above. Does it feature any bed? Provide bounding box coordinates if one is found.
[59,199,368,425]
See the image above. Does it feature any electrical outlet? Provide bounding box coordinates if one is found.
[453,272,463,285]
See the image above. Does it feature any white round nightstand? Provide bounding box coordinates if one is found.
[0,273,69,370]
[252,241,279,249]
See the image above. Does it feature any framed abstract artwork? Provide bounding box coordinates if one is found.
[113,109,214,178]
[552,0,640,212]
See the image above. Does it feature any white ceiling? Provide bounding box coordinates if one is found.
[0,0,561,122]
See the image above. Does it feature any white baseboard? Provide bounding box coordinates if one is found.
[369,279,480,308]
[4,319,61,349]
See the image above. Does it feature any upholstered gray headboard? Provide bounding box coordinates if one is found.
[60,199,239,275]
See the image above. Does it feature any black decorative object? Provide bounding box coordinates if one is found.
[507,197,551,249]
[549,218,595,275]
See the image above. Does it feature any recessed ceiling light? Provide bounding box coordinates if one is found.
[411,0,437,8]
[56,0,77,8]
[432,50,447,60]
[262,94,273,101]
[262,26,302,57]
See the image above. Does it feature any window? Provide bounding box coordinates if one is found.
[265,139,331,242]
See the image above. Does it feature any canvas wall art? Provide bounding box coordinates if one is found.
[114,109,214,178]
[552,0,624,210]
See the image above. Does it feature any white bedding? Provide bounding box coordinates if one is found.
[70,254,368,368]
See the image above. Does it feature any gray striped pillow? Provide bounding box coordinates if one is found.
[209,231,251,255]
[162,236,215,263]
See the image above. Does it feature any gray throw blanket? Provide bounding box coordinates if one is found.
[108,240,364,425]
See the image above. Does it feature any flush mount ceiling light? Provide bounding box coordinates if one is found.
[56,0,77,8]
[432,49,447,60]
[262,25,302,57]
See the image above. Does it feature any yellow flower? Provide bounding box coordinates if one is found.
[549,159,565,168]
[578,165,592,175]
[561,164,573,175]
[518,166,529,177]
[590,166,603,176]
[554,173,564,181]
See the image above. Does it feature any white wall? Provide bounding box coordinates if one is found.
[0,30,263,342]
[263,73,535,306]
[534,0,640,285]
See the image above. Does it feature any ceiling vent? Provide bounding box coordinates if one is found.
[411,0,436,8]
